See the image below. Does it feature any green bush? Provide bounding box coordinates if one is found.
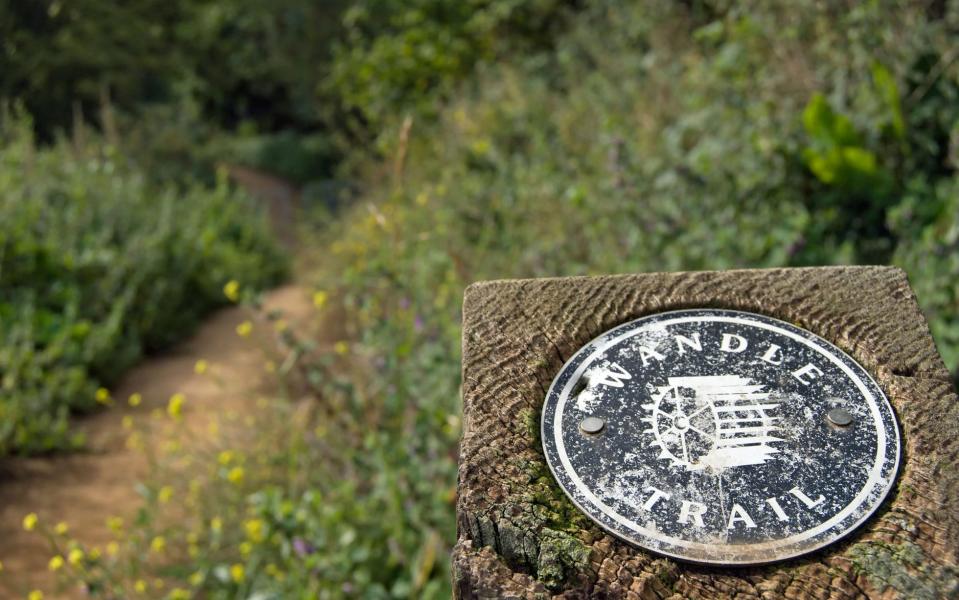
[328,0,577,128]
[892,178,959,379]
[215,130,341,186]
[0,115,287,454]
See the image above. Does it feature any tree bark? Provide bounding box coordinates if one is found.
[453,266,958,599]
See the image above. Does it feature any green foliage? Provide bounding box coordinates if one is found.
[802,92,888,191]
[0,0,193,140]
[0,0,347,151]
[216,131,341,186]
[891,178,959,378]
[328,0,575,127]
[0,115,287,454]
[183,0,348,131]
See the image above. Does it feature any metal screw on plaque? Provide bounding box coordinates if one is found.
[826,407,854,427]
[579,416,605,435]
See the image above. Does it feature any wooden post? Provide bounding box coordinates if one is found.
[453,267,958,599]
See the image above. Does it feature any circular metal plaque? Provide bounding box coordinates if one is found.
[542,309,900,565]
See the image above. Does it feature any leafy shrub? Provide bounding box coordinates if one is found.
[215,130,341,186]
[0,115,287,454]
[891,178,959,379]
[328,0,577,128]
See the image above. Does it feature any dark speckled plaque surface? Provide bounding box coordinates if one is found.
[542,308,900,565]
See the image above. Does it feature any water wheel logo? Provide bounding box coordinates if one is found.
[641,375,782,472]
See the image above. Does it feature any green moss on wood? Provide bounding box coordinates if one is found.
[519,407,540,443]
[536,528,592,590]
[848,540,959,600]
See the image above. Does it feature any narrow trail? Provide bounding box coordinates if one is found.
[0,286,314,598]
[0,166,311,598]
[222,163,302,251]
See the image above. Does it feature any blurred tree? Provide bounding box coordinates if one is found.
[0,0,348,140]
[184,0,347,131]
[0,0,190,140]
[328,0,581,129]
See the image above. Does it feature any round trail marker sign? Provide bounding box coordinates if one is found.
[541,309,900,565]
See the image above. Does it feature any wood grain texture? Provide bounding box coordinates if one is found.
[453,266,959,599]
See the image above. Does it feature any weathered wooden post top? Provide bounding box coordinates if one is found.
[453,267,958,599]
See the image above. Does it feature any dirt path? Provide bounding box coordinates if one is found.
[0,164,313,598]
[0,285,313,598]
[222,163,302,251]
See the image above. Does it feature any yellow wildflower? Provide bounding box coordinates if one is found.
[89,547,101,560]
[48,555,64,571]
[106,541,119,556]
[128,392,142,407]
[471,138,491,155]
[274,319,288,332]
[333,341,349,355]
[188,544,199,558]
[95,387,111,405]
[28,591,43,600]
[134,579,147,593]
[223,279,240,302]
[158,486,173,504]
[210,517,223,533]
[189,571,203,586]
[106,516,123,532]
[230,563,245,583]
[167,393,185,419]
[217,450,234,465]
[239,541,252,557]
[244,519,265,542]
[150,536,166,554]
[312,290,328,309]
[236,320,253,337]
[415,191,429,206]
[170,588,190,600]
[22,513,38,531]
[67,548,83,565]
[122,416,134,430]
[54,521,68,535]
[227,466,245,485]
[194,359,208,375]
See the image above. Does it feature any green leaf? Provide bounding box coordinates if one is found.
[871,62,906,139]
[840,146,879,176]
[802,93,861,147]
